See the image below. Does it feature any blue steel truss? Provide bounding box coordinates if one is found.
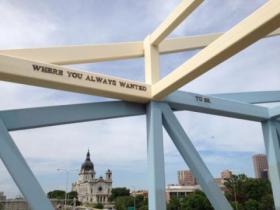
[0,90,280,210]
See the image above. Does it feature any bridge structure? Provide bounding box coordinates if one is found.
[0,0,280,209]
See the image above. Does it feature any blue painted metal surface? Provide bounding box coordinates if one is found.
[0,90,280,210]
[211,91,280,104]
[161,103,233,210]
[262,120,280,210]
[0,101,145,131]
[165,91,269,121]
[146,102,166,210]
[0,119,54,210]
[269,105,280,119]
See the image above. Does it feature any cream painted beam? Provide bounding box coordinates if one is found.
[0,55,150,102]
[0,42,143,65]
[150,0,203,46]
[153,0,280,99]
[0,28,279,66]
[144,36,160,84]
[160,27,280,54]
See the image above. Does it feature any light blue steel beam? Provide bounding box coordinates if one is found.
[161,104,232,210]
[0,101,145,131]
[165,91,269,121]
[276,122,280,134]
[0,91,272,132]
[269,106,280,119]
[0,119,54,210]
[262,120,280,210]
[211,91,280,104]
[146,102,166,210]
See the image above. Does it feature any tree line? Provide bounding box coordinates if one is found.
[47,174,275,210]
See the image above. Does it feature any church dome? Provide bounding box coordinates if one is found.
[81,150,94,171]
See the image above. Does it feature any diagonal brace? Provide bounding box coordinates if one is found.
[0,119,54,210]
[161,103,232,210]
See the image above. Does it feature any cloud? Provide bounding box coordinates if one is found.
[0,0,58,49]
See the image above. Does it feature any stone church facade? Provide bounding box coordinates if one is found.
[72,150,112,204]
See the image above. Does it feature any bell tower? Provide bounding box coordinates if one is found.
[105,169,112,182]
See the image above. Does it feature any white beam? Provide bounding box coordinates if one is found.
[0,55,151,102]
[144,35,160,84]
[159,27,280,54]
[0,28,279,65]
[152,0,280,99]
[0,41,143,65]
[150,0,203,46]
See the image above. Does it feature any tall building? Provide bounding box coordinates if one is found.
[177,170,197,186]
[72,150,112,204]
[253,154,268,179]
[221,169,233,179]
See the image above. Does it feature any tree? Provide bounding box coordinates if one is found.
[94,203,104,209]
[260,194,274,210]
[181,190,213,210]
[243,199,261,210]
[47,190,66,199]
[110,187,130,201]
[224,174,274,209]
[139,205,148,210]
[114,196,134,210]
[167,197,180,210]
[135,195,148,209]
[66,191,78,200]
[66,191,81,206]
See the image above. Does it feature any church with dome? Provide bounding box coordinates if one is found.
[72,150,112,204]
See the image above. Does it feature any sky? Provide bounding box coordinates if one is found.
[0,0,280,198]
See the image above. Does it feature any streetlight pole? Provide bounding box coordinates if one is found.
[57,169,69,210]
[57,169,78,210]
[132,186,136,210]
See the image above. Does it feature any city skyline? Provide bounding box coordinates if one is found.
[0,0,279,198]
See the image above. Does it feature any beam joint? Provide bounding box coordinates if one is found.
[144,36,160,85]
[153,0,280,99]
[150,0,203,46]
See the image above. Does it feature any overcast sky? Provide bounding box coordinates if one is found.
[0,0,280,198]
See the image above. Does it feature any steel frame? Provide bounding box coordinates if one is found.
[0,1,280,210]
